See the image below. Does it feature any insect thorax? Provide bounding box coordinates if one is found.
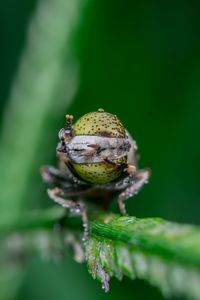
[66,135,130,164]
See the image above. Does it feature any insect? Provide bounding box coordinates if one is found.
[41,108,150,240]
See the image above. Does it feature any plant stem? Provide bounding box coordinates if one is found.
[1,207,200,298]
[2,206,200,269]
[0,0,85,229]
[91,216,200,268]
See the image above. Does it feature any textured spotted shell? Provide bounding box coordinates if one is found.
[73,157,127,184]
[72,109,127,184]
[73,110,125,138]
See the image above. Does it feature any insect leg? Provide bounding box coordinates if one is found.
[117,169,150,215]
[47,187,89,241]
[40,165,72,185]
[40,164,87,186]
[103,157,136,176]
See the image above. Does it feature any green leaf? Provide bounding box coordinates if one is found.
[85,216,200,299]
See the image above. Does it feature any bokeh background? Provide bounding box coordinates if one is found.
[1,0,200,299]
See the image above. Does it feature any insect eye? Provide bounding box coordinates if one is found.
[58,128,65,140]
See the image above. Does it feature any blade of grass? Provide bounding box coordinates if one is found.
[0,0,88,298]
[0,0,87,228]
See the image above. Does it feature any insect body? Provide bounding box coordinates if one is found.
[41,109,150,240]
[57,110,131,184]
[65,135,128,183]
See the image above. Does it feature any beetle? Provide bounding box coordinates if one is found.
[41,108,150,240]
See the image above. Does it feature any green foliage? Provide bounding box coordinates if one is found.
[0,0,86,299]
[0,0,82,229]
[1,0,200,299]
[86,216,200,299]
[2,209,200,299]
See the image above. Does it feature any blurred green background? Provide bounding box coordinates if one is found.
[1,0,200,299]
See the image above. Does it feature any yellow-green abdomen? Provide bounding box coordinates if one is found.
[73,157,126,184]
[72,109,127,184]
[73,110,125,138]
